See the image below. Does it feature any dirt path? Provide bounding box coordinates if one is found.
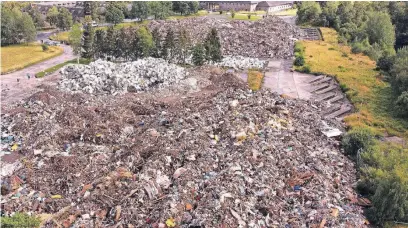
[1,44,75,107]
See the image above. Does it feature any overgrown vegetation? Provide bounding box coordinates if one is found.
[297,27,408,226]
[1,43,63,74]
[0,212,41,228]
[247,70,264,91]
[35,58,91,78]
[49,31,70,43]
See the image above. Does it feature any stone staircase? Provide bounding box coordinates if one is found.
[300,28,321,40]
[308,75,352,119]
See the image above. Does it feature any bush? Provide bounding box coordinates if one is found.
[1,213,41,228]
[300,64,311,73]
[219,11,223,14]
[376,55,395,73]
[294,42,304,54]
[41,44,49,51]
[294,55,305,66]
[351,42,368,54]
[248,14,251,19]
[342,127,374,156]
[395,91,408,117]
[231,10,235,18]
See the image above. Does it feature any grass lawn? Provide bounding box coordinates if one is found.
[230,14,263,21]
[1,43,63,74]
[35,58,91,78]
[49,31,70,42]
[296,28,408,138]
[272,8,297,16]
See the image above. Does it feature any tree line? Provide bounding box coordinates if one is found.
[72,23,221,65]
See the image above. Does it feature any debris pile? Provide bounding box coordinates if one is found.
[214,56,266,70]
[1,71,367,227]
[149,16,303,59]
[59,58,187,95]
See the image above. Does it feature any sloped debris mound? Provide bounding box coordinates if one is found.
[1,72,366,227]
[148,16,303,59]
[59,58,187,95]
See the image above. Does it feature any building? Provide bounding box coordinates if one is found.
[200,1,259,12]
[256,1,293,13]
[199,1,293,12]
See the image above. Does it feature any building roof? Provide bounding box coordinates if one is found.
[256,1,293,7]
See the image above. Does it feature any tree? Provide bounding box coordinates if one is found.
[192,43,205,66]
[69,23,82,63]
[81,23,95,59]
[46,6,59,26]
[204,28,222,62]
[93,29,106,59]
[136,26,154,58]
[84,1,97,20]
[188,2,199,14]
[320,1,339,27]
[390,46,408,94]
[365,12,395,48]
[162,28,176,60]
[28,7,46,28]
[131,1,150,21]
[19,12,36,43]
[1,7,18,46]
[296,1,322,25]
[151,27,162,58]
[114,27,130,60]
[395,91,408,117]
[149,1,172,20]
[231,10,236,19]
[389,2,408,49]
[105,4,124,25]
[105,26,116,59]
[175,28,191,63]
[173,1,189,15]
[57,8,73,31]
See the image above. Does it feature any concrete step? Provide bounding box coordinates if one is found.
[315,92,336,102]
[315,85,337,94]
[307,75,325,84]
[326,106,352,118]
[311,83,330,92]
[328,95,344,103]
[311,77,332,85]
[324,104,341,115]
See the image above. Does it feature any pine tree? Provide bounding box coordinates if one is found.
[162,28,175,60]
[105,26,116,60]
[192,43,205,66]
[151,27,162,58]
[81,23,95,59]
[115,27,129,60]
[176,28,191,64]
[204,28,222,62]
[93,29,106,59]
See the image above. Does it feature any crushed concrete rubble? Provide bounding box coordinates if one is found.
[1,68,367,227]
[59,58,187,95]
[214,56,266,70]
[148,16,303,59]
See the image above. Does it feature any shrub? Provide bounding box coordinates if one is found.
[294,42,304,54]
[231,10,235,18]
[248,14,251,19]
[219,11,223,14]
[294,55,305,66]
[395,91,408,117]
[328,47,335,50]
[192,43,205,66]
[351,42,367,54]
[301,64,311,73]
[366,176,408,224]
[41,44,49,51]
[376,55,395,73]
[1,213,41,228]
[339,83,349,92]
[342,127,374,156]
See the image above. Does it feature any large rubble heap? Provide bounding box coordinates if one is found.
[148,16,303,59]
[59,58,187,95]
[1,70,367,227]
